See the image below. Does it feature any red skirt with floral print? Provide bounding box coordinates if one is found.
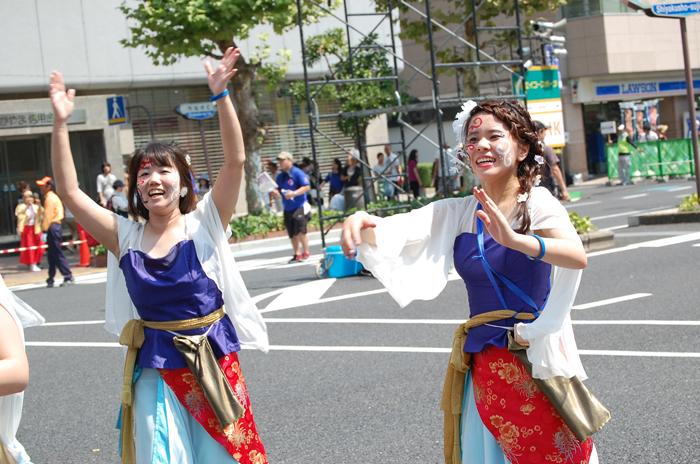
[471,345,594,464]
[158,352,267,464]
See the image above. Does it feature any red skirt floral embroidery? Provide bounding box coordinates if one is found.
[471,345,593,464]
[159,352,267,464]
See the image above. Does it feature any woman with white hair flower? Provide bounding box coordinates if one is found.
[342,100,605,463]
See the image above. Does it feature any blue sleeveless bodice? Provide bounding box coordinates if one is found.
[453,219,552,353]
[119,240,240,369]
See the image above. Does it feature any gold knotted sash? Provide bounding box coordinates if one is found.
[0,441,19,464]
[118,307,226,464]
[440,310,537,464]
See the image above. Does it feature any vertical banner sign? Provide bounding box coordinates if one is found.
[524,66,566,147]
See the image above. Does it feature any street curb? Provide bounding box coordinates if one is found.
[579,230,615,252]
[628,208,700,227]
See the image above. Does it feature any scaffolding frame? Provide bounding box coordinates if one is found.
[295,0,526,248]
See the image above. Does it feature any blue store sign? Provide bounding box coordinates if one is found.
[595,78,700,100]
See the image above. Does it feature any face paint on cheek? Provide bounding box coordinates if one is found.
[464,145,476,171]
[495,139,513,167]
[168,180,180,203]
[137,188,148,205]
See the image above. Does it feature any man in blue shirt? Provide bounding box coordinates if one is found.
[275,151,311,262]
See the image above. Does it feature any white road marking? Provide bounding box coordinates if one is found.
[262,278,337,313]
[24,341,700,357]
[587,231,700,257]
[40,320,104,326]
[600,224,628,231]
[590,207,668,221]
[572,293,652,310]
[668,186,693,192]
[565,201,601,209]
[618,193,647,200]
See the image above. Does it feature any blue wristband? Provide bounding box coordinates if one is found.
[527,234,545,261]
[209,89,229,102]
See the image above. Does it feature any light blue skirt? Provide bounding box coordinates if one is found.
[127,368,240,464]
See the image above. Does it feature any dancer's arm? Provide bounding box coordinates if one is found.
[0,305,28,396]
[206,47,245,230]
[49,72,119,257]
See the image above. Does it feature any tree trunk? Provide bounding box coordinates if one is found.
[462,11,480,98]
[231,64,265,214]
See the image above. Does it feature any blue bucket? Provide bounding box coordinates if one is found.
[324,246,363,278]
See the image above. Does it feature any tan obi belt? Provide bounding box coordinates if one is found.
[118,307,245,464]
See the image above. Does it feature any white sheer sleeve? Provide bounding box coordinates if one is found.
[104,215,141,337]
[190,193,269,353]
[516,187,587,380]
[356,197,477,308]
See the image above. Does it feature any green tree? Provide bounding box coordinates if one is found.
[119,0,328,212]
[290,28,397,138]
[374,0,564,97]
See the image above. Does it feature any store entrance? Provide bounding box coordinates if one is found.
[0,130,106,239]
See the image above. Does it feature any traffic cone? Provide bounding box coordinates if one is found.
[78,229,91,267]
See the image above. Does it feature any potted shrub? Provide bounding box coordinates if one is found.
[90,244,108,268]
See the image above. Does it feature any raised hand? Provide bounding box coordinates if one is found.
[473,187,516,247]
[341,212,376,258]
[49,71,75,123]
[205,47,240,96]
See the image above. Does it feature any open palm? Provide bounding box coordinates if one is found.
[205,47,240,96]
[48,71,75,122]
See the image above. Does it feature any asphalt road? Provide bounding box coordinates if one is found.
[12,178,700,463]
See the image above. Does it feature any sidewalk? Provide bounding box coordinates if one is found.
[0,228,343,288]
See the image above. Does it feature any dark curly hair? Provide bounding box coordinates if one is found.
[462,99,543,234]
[127,141,196,221]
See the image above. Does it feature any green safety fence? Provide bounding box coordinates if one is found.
[606,139,696,179]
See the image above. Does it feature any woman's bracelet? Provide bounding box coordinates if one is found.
[526,234,545,261]
[209,89,230,102]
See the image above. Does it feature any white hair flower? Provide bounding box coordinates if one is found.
[452,100,478,145]
[534,155,545,165]
[534,175,542,186]
[517,193,529,203]
[185,154,192,166]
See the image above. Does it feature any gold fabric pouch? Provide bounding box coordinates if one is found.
[507,331,611,442]
[0,440,19,464]
[173,334,245,431]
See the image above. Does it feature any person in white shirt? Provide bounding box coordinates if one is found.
[372,152,391,199]
[96,162,117,207]
[383,145,403,200]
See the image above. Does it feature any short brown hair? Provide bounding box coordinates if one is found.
[127,141,195,221]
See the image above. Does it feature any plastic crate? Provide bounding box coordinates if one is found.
[325,246,363,278]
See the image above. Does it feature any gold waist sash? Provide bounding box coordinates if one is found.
[440,310,537,464]
[118,307,239,464]
[0,440,19,464]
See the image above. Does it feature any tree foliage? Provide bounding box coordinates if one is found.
[372,0,565,96]
[118,0,332,212]
[289,28,398,137]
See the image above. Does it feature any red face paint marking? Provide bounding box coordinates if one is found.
[468,117,482,134]
[466,144,476,151]
[138,179,145,185]
[140,157,152,170]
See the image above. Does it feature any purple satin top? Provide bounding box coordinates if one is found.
[453,232,552,353]
[120,240,240,369]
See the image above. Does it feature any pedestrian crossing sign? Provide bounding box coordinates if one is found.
[107,96,127,125]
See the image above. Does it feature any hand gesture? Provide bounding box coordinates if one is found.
[473,187,516,247]
[205,47,240,96]
[341,212,376,258]
[49,71,75,123]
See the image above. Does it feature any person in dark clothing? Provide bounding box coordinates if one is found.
[36,177,74,287]
[534,121,570,201]
[341,154,361,188]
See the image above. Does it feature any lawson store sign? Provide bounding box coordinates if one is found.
[595,78,700,100]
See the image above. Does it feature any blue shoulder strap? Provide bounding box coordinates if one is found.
[475,205,547,312]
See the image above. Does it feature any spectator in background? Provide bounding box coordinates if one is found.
[275,151,311,263]
[407,149,423,198]
[109,180,129,218]
[341,153,362,188]
[373,152,391,200]
[267,161,284,213]
[322,158,345,202]
[37,176,74,287]
[433,143,457,198]
[96,162,116,207]
[640,124,658,142]
[197,173,211,200]
[534,121,571,201]
[383,144,402,200]
[15,190,44,271]
[657,124,669,141]
[612,123,639,185]
[301,157,320,206]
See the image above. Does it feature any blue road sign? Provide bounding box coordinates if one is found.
[177,102,217,120]
[107,96,127,125]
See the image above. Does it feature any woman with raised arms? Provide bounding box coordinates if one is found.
[49,48,268,464]
[342,100,602,463]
